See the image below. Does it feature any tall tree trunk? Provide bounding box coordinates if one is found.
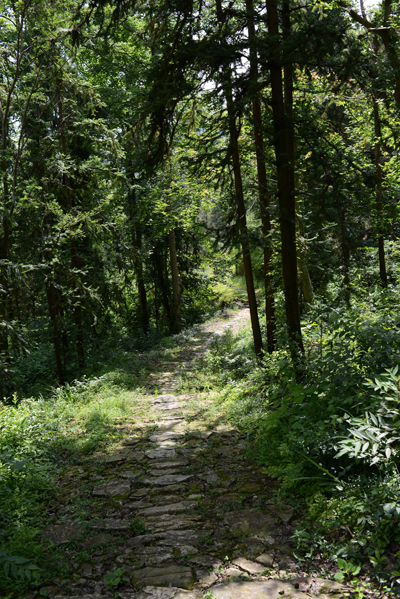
[294,159,314,305]
[135,230,150,332]
[216,0,263,357]
[153,245,170,326]
[46,283,64,385]
[266,0,304,366]
[336,199,351,305]
[129,184,150,333]
[373,96,388,287]
[246,0,275,353]
[57,82,84,369]
[168,228,181,334]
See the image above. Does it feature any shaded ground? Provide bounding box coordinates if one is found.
[38,309,349,599]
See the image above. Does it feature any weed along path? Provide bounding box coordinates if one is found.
[42,309,348,599]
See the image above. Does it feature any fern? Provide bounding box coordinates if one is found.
[0,551,41,582]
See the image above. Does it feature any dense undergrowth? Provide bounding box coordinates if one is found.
[179,280,400,595]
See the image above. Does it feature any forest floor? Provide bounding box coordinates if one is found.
[37,308,352,599]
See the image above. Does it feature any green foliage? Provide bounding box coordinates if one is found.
[334,558,361,583]
[0,551,41,583]
[336,367,400,468]
[130,518,146,535]
[103,567,128,591]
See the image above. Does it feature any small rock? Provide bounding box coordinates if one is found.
[255,553,274,567]
[81,564,93,577]
[224,567,245,578]
[195,568,218,586]
[199,471,221,486]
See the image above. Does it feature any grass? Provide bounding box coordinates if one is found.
[0,355,152,596]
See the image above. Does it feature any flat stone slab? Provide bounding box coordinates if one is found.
[131,549,174,566]
[152,395,178,403]
[147,468,184,476]
[126,587,200,599]
[152,440,178,448]
[189,555,223,569]
[121,470,142,480]
[155,402,184,410]
[92,479,130,497]
[146,449,177,459]
[132,565,194,589]
[151,460,188,469]
[150,433,184,441]
[121,437,142,445]
[97,453,125,463]
[265,503,295,524]
[127,529,198,547]
[91,518,130,531]
[124,450,146,461]
[81,533,113,548]
[223,509,279,536]
[138,501,197,516]
[43,523,82,546]
[142,474,193,486]
[210,579,349,599]
[232,557,266,575]
[145,514,201,532]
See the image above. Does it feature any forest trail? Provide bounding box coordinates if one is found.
[43,309,348,599]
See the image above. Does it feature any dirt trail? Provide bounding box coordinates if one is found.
[43,309,348,599]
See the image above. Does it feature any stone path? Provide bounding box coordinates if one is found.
[42,309,348,599]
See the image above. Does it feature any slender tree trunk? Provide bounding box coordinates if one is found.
[46,283,64,384]
[129,184,150,333]
[57,82,84,369]
[266,0,304,364]
[373,96,388,287]
[246,0,275,353]
[294,164,314,305]
[336,199,351,305]
[168,228,181,334]
[135,230,150,332]
[154,246,170,324]
[1,97,11,389]
[216,0,263,357]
